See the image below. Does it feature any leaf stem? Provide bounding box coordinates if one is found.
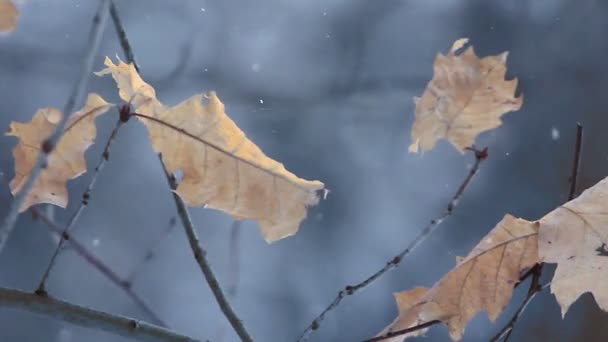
[0,0,111,257]
[297,147,488,342]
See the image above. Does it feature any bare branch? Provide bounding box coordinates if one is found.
[108,4,253,341]
[0,0,111,255]
[363,320,441,342]
[162,167,253,342]
[490,124,584,342]
[32,207,167,327]
[109,1,140,71]
[0,287,198,342]
[37,118,124,292]
[227,220,242,297]
[125,216,177,284]
[297,147,488,342]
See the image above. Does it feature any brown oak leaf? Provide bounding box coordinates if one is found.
[409,38,523,153]
[96,57,325,242]
[7,93,113,211]
[379,215,538,341]
[539,176,608,316]
[0,0,18,33]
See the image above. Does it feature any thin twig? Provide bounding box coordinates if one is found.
[490,124,583,342]
[125,217,177,284]
[297,147,488,342]
[108,4,253,341]
[363,320,442,342]
[32,207,167,327]
[109,0,140,71]
[0,287,197,342]
[162,167,253,342]
[568,123,583,200]
[37,119,124,293]
[227,220,242,297]
[0,0,111,256]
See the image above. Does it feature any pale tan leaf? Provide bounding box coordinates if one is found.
[380,215,538,341]
[0,0,18,33]
[409,38,523,153]
[6,93,113,211]
[377,287,430,340]
[539,176,608,316]
[96,57,325,242]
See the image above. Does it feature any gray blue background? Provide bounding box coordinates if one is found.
[1,0,608,341]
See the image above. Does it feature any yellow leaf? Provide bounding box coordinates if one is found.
[539,176,608,316]
[0,0,18,33]
[6,93,113,211]
[409,38,523,153]
[96,57,325,242]
[379,215,538,341]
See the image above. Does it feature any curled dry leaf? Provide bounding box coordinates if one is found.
[409,38,523,153]
[0,0,18,33]
[379,215,538,341]
[539,176,608,316]
[6,93,113,211]
[96,57,325,242]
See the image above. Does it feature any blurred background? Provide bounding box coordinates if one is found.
[2,0,608,341]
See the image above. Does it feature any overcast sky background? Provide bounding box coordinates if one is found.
[2,0,608,341]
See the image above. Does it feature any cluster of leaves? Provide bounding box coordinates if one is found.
[4,35,607,341]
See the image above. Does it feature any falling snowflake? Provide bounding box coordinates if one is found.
[551,127,560,140]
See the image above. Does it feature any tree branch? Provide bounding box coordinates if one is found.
[491,123,584,342]
[125,216,177,284]
[0,287,198,342]
[0,0,111,256]
[297,147,488,341]
[363,320,442,342]
[108,3,253,341]
[162,167,253,342]
[37,118,124,293]
[31,207,167,327]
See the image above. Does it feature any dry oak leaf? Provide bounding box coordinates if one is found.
[95,57,325,242]
[379,215,538,341]
[409,38,523,153]
[0,0,18,33]
[6,93,113,211]
[539,176,608,316]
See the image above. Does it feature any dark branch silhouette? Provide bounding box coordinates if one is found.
[298,147,489,341]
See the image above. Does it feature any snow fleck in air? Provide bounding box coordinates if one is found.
[92,238,100,247]
[325,33,331,39]
[251,63,261,72]
[323,11,327,16]
[57,328,72,342]
[505,152,510,156]
[201,8,206,12]
[259,99,264,104]
[551,127,560,140]
[203,68,208,72]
